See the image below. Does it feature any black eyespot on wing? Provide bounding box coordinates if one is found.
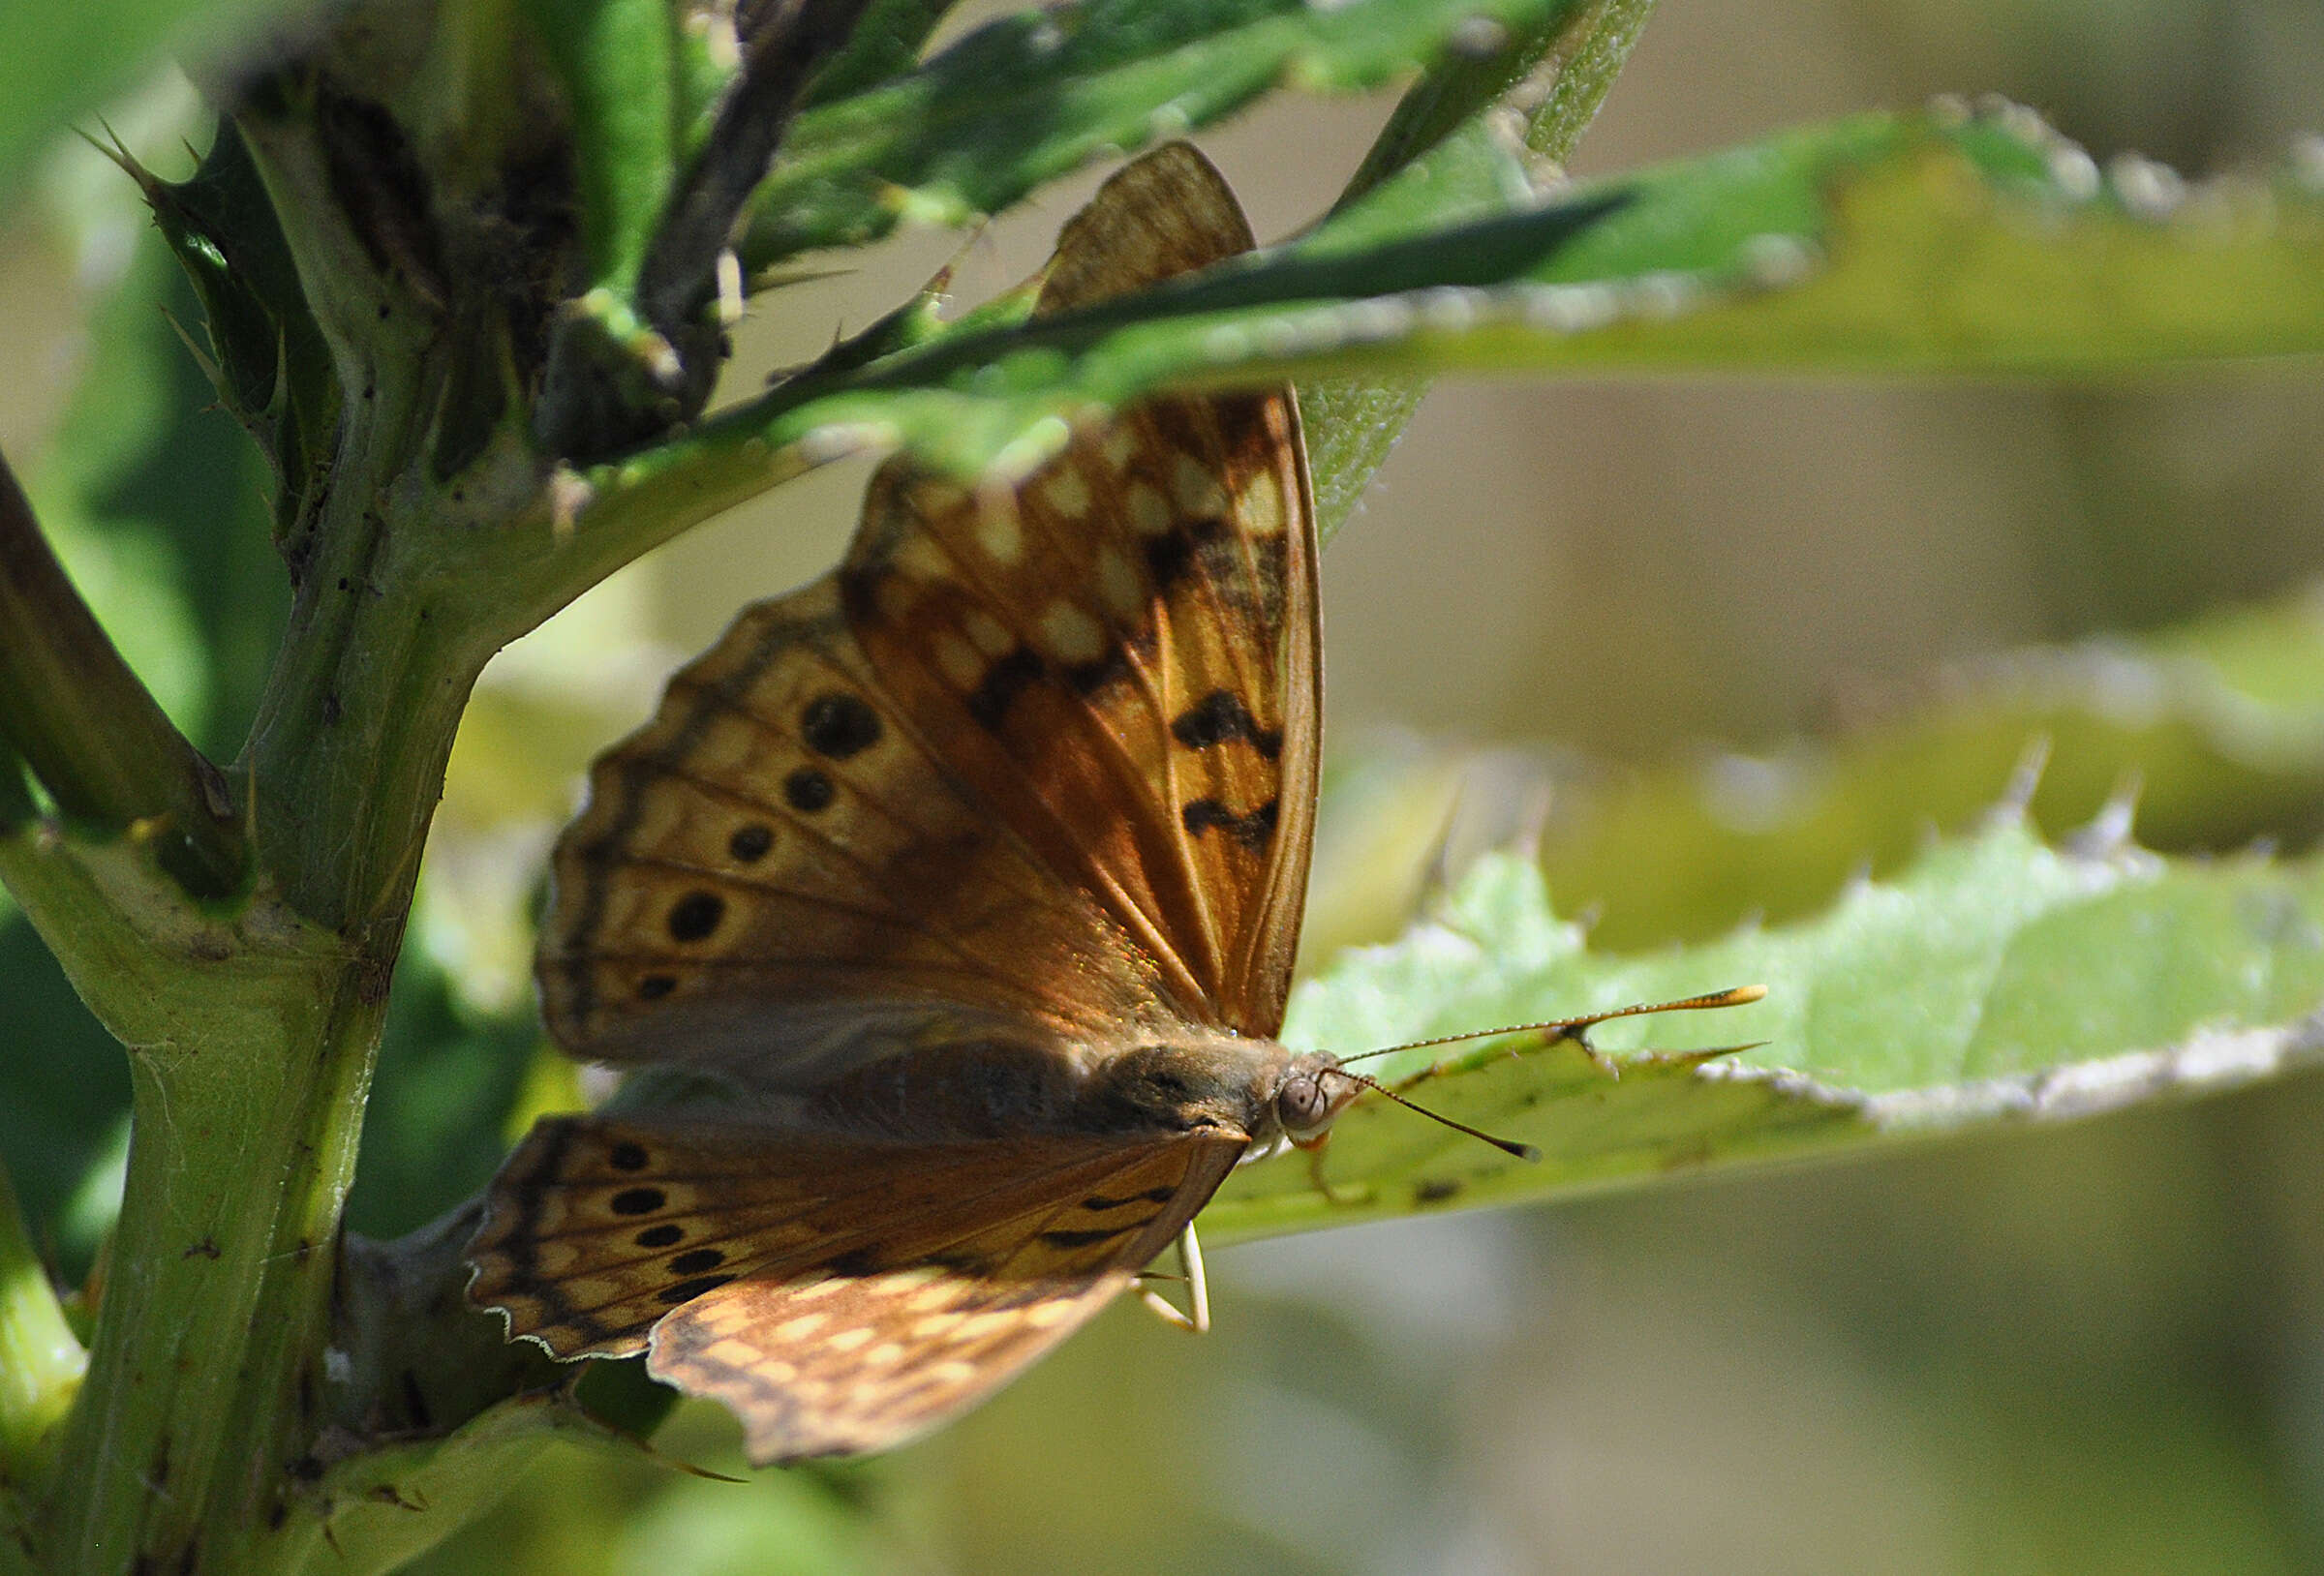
[1145,533,1194,591]
[1181,797,1279,849]
[1082,1185,1179,1211]
[666,891,724,943]
[800,692,881,759]
[637,975,676,1001]
[657,1273,736,1305]
[965,647,1044,731]
[634,1224,684,1248]
[1039,1225,1135,1249]
[609,1187,666,1216]
[668,1248,725,1275]
[823,1247,882,1277]
[608,1142,650,1171]
[783,767,835,812]
[1171,688,1283,758]
[728,823,774,862]
[1066,648,1130,696]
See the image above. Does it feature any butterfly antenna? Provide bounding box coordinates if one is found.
[1333,985,1768,1069]
[1322,1068,1541,1162]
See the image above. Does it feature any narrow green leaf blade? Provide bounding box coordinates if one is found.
[742,0,1584,267]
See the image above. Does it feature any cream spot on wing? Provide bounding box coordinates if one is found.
[1039,465,1091,520]
[704,1338,761,1369]
[934,631,983,690]
[964,610,1013,657]
[1038,602,1104,666]
[1100,427,1139,472]
[1173,453,1227,519]
[910,478,968,518]
[825,1326,873,1352]
[891,532,952,580]
[975,495,1023,563]
[862,1343,905,1369]
[697,1301,750,1336]
[772,1312,827,1342]
[760,1359,798,1384]
[1127,481,1171,536]
[951,1311,1017,1343]
[1095,546,1144,620]
[911,1311,966,1337]
[1239,470,1286,535]
[790,1277,842,1301]
[909,1284,963,1314]
[881,1265,945,1290]
[1024,1300,1078,1329]
[928,1360,979,1385]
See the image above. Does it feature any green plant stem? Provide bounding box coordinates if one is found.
[0,740,32,830]
[39,955,363,1573]
[29,307,509,1575]
[0,1162,82,1496]
[0,451,245,896]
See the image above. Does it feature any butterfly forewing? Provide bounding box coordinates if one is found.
[841,149,1319,1038]
[537,579,1166,1071]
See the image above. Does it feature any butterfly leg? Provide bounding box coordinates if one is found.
[1137,1224,1210,1334]
[1303,1139,1370,1207]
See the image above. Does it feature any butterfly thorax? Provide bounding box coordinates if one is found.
[1073,1034,1346,1152]
[793,1027,1330,1149]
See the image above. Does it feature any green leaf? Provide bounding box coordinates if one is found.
[288,1394,627,1576]
[1543,586,2324,953]
[611,106,2324,519]
[798,0,960,108]
[1203,820,2324,1242]
[521,0,680,296]
[0,0,321,195]
[741,0,1586,268]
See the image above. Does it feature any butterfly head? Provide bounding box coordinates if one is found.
[1076,1035,1357,1150]
[1270,1053,1362,1149]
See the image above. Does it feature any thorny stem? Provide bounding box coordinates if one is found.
[0,451,245,896]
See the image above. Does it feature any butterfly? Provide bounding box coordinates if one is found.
[469,142,1758,1465]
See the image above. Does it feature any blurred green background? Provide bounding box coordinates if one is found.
[6,1,2324,1570]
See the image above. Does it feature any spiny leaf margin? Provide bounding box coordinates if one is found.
[1201,816,2324,1241]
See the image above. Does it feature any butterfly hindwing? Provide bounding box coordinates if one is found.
[471,1115,1246,1461]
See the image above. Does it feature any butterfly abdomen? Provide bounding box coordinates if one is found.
[805,1037,1093,1139]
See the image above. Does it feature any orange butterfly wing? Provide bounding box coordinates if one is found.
[841,146,1318,1037]
[471,1116,1245,1460]
[481,142,1316,1462]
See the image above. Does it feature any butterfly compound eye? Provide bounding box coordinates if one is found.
[1275,1071,1332,1134]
